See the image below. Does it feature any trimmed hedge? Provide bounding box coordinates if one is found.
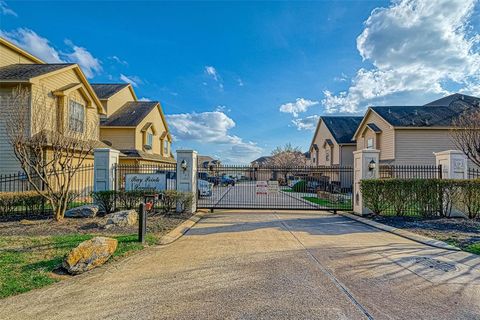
[292,180,307,192]
[360,179,480,218]
[0,191,44,215]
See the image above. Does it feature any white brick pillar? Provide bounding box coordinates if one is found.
[434,150,468,179]
[176,150,198,213]
[353,149,380,215]
[94,148,120,191]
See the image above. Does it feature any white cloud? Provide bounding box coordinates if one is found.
[120,74,142,87]
[0,1,17,16]
[138,97,151,101]
[323,0,480,113]
[279,98,319,117]
[205,66,219,81]
[0,28,103,78]
[1,28,61,62]
[237,78,244,86]
[292,115,320,131]
[63,40,102,78]
[109,55,128,66]
[166,110,262,163]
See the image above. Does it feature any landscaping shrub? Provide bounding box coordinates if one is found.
[292,180,307,192]
[0,191,45,215]
[117,190,150,210]
[359,180,390,215]
[177,192,194,213]
[360,178,480,219]
[160,190,178,213]
[91,191,116,214]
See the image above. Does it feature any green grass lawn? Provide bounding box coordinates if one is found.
[302,196,352,209]
[465,242,480,255]
[0,233,156,299]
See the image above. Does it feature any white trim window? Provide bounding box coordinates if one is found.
[146,132,153,148]
[367,138,374,149]
[69,100,85,133]
[164,140,169,155]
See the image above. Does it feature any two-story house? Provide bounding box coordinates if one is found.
[0,37,107,175]
[353,93,480,165]
[91,84,175,165]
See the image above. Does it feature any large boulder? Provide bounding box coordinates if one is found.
[65,205,99,218]
[63,237,117,274]
[105,210,138,229]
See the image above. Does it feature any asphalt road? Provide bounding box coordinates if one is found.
[1,211,480,319]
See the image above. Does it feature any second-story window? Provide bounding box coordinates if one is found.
[69,100,85,133]
[164,140,169,155]
[326,149,330,162]
[367,138,374,149]
[146,133,153,148]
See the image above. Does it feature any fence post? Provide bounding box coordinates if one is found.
[176,150,198,213]
[353,149,380,216]
[138,203,147,243]
[93,148,120,192]
[434,150,468,179]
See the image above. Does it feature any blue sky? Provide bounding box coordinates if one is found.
[2,0,480,163]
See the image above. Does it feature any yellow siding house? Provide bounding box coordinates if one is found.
[91,84,175,165]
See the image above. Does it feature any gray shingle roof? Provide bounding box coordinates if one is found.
[91,83,130,99]
[321,116,363,144]
[424,93,480,107]
[119,149,175,162]
[366,123,382,133]
[101,101,159,126]
[371,104,476,127]
[0,63,73,81]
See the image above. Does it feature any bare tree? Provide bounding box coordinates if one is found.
[268,143,306,183]
[451,109,480,167]
[4,86,96,221]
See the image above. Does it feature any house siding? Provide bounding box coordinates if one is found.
[356,111,395,161]
[100,128,136,150]
[394,129,458,165]
[0,44,38,67]
[340,145,355,167]
[311,121,340,166]
[104,86,136,117]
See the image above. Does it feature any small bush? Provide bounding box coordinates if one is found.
[360,178,480,218]
[117,190,146,210]
[292,180,307,192]
[91,191,116,214]
[0,191,45,215]
[161,190,178,214]
[177,192,194,213]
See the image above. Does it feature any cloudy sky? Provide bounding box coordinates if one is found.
[2,0,480,163]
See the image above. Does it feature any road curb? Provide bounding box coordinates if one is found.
[339,211,461,251]
[157,210,207,245]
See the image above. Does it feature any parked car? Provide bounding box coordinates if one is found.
[198,179,213,197]
[221,176,235,186]
[207,176,220,186]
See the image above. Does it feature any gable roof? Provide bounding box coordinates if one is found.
[366,123,382,133]
[101,101,159,126]
[370,104,476,128]
[0,63,73,81]
[424,93,480,107]
[251,156,272,165]
[0,37,44,64]
[91,83,132,100]
[315,116,363,145]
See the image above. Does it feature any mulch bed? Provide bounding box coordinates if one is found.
[0,211,192,237]
[370,215,480,248]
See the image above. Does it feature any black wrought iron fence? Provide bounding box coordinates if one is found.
[379,164,442,179]
[0,164,95,219]
[197,164,354,211]
[468,167,480,179]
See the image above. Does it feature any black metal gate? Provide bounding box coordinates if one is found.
[197,164,353,212]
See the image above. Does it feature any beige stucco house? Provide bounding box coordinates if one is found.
[353,94,480,165]
[91,84,175,165]
[309,116,363,167]
[0,37,107,175]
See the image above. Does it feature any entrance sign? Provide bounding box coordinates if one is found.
[256,181,268,195]
[267,181,279,194]
[125,173,166,191]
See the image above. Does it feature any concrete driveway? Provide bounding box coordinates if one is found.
[1,211,480,320]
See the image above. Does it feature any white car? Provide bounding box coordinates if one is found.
[198,179,213,197]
